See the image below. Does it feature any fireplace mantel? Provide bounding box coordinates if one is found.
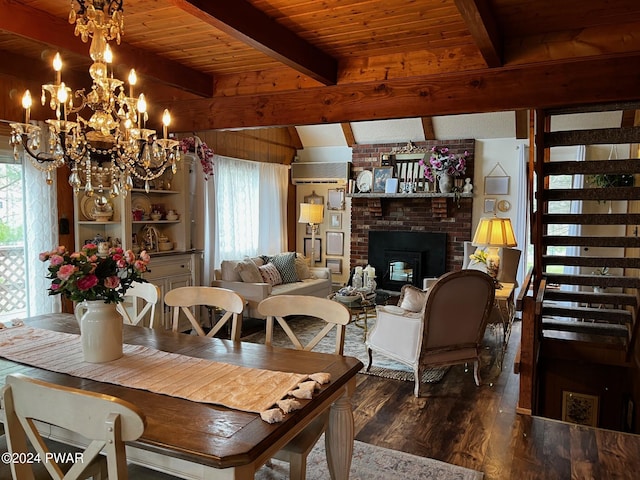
[347,192,473,199]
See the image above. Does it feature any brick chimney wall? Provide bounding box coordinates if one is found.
[350,140,475,273]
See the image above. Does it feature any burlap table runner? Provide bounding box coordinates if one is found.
[0,325,307,414]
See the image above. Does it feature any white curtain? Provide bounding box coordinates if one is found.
[22,133,60,315]
[204,155,288,284]
[514,144,528,289]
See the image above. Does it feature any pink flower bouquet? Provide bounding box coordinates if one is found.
[40,244,150,303]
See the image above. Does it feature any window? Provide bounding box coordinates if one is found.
[210,155,289,268]
[0,162,26,321]
[0,138,59,319]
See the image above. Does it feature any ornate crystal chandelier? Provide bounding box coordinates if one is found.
[9,0,180,199]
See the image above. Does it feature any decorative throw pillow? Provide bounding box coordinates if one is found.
[399,285,428,312]
[258,263,283,286]
[269,252,298,284]
[220,260,242,281]
[234,259,263,283]
[295,253,312,280]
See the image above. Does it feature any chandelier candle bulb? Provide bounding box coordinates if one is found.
[53,52,62,84]
[104,44,113,78]
[162,109,171,138]
[21,90,31,124]
[128,69,136,97]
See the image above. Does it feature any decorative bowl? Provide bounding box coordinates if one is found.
[335,294,360,304]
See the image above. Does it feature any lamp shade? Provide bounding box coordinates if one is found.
[472,216,517,247]
[298,203,324,225]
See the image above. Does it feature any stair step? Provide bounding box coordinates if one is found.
[542,255,640,269]
[544,273,640,289]
[544,126,640,147]
[543,236,640,248]
[542,317,629,337]
[542,213,640,225]
[543,158,640,176]
[544,289,638,306]
[542,304,632,323]
[541,187,640,201]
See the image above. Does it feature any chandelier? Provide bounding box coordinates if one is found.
[9,0,180,200]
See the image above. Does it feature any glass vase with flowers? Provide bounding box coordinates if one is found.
[39,244,151,362]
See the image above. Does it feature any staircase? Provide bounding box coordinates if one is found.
[533,103,640,366]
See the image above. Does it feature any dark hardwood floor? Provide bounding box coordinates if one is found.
[351,320,640,479]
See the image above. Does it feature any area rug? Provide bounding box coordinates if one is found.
[255,434,483,480]
[243,316,448,384]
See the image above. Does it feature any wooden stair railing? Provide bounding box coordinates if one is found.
[532,103,640,364]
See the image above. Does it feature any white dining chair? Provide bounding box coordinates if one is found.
[0,373,145,480]
[164,286,245,340]
[257,295,351,480]
[117,281,161,327]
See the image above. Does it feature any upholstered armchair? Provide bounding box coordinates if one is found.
[462,241,521,287]
[365,270,496,397]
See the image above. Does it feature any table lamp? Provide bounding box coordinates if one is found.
[298,203,324,265]
[472,215,517,283]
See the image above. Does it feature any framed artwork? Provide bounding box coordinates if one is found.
[329,212,342,229]
[484,175,510,195]
[326,258,342,274]
[562,391,599,427]
[484,198,497,213]
[327,188,345,210]
[303,238,321,262]
[372,167,394,193]
[326,231,344,256]
[304,191,324,205]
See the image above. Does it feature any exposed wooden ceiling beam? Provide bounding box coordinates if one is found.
[515,110,529,139]
[421,117,436,140]
[454,0,503,68]
[167,54,640,131]
[287,127,303,150]
[341,123,356,146]
[169,0,338,86]
[0,0,213,97]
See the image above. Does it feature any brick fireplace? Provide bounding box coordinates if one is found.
[349,140,475,278]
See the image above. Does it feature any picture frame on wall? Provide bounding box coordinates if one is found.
[326,258,342,274]
[327,188,345,210]
[326,231,344,256]
[329,212,342,229]
[484,175,510,195]
[562,391,599,427]
[303,238,321,262]
[484,198,497,213]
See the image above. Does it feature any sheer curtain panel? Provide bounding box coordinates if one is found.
[207,155,289,282]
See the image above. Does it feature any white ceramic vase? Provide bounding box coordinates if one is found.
[75,300,123,363]
[438,173,454,193]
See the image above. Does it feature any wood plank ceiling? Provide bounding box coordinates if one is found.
[0,0,639,133]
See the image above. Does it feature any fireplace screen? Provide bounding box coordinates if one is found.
[368,231,446,292]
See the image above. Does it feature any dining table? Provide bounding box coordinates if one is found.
[0,313,363,480]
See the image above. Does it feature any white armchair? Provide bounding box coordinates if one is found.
[366,270,496,397]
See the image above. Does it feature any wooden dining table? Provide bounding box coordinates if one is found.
[0,314,363,480]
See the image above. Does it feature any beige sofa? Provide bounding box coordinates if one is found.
[211,253,332,318]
